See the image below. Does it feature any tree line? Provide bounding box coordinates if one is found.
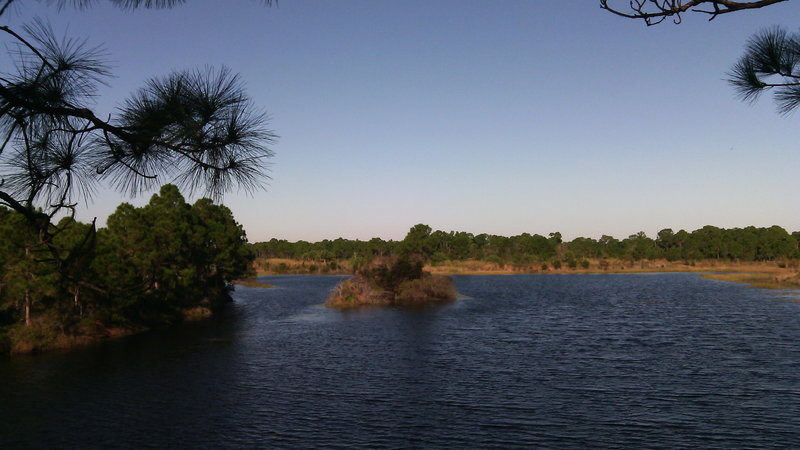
[0,184,253,354]
[252,224,800,267]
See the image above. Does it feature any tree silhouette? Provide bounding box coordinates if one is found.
[728,26,800,114]
[0,1,274,278]
[599,0,787,26]
[599,2,800,116]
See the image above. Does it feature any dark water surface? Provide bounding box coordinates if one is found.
[2,274,800,448]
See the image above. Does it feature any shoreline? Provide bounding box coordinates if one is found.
[254,258,800,290]
[1,305,218,357]
[699,272,800,290]
[255,257,795,275]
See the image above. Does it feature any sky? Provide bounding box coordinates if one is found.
[3,0,800,242]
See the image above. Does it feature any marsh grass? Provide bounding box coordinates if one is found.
[425,259,796,275]
[258,257,800,278]
[700,272,800,290]
[234,278,274,288]
[325,277,392,309]
[3,316,141,355]
[395,276,458,306]
[325,275,457,309]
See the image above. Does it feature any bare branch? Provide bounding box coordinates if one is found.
[600,0,789,25]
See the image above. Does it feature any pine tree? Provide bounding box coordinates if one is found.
[0,1,274,326]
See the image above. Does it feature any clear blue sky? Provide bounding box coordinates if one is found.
[5,0,800,242]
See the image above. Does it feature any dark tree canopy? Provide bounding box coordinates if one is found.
[0,184,255,352]
[0,0,274,284]
[0,0,272,349]
[253,223,800,268]
[600,0,788,25]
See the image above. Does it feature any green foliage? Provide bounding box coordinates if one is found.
[253,223,800,270]
[394,276,457,306]
[360,257,424,293]
[399,224,434,260]
[485,254,503,265]
[0,184,253,353]
[349,254,371,273]
[0,1,272,353]
[101,185,252,316]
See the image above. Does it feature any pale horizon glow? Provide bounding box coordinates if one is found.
[4,1,800,243]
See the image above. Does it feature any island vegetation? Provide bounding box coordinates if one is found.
[0,185,254,355]
[325,256,457,309]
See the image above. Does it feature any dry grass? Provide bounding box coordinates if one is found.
[258,257,798,276]
[234,278,274,288]
[325,275,457,309]
[700,272,800,290]
[325,277,392,309]
[4,317,142,355]
[395,276,457,306]
[254,258,351,275]
[426,259,795,275]
[181,306,213,321]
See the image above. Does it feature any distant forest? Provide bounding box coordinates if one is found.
[252,224,800,267]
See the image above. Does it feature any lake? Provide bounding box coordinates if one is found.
[1,273,799,448]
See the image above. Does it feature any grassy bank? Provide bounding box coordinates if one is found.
[234,278,275,288]
[2,281,275,357]
[0,316,145,356]
[425,258,800,275]
[254,258,352,275]
[257,257,800,291]
[256,257,797,276]
[0,304,222,357]
[432,259,800,290]
[700,272,800,290]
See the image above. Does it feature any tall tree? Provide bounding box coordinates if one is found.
[100,184,253,322]
[400,224,433,260]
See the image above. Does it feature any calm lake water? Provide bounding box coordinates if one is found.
[1,273,800,448]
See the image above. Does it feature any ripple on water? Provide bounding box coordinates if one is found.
[1,273,799,448]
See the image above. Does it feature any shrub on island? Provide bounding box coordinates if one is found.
[325,257,456,309]
[394,275,457,306]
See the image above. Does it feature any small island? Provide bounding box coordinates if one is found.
[325,256,457,308]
